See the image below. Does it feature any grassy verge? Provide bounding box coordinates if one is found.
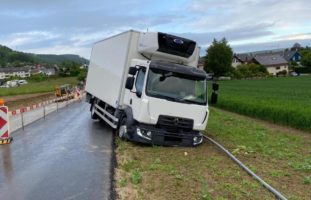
[115,108,310,199]
[212,76,311,132]
[0,77,78,96]
[207,108,310,200]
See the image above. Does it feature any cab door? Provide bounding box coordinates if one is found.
[129,67,146,115]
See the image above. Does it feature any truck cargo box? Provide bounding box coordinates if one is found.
[85,31,141,108]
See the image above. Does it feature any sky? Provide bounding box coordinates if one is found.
[0,0,310,58]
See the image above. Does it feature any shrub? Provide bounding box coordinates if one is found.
[294,66,311,74]
[232,63,268,79]
[27,74,48,82]
[276,70,287,76]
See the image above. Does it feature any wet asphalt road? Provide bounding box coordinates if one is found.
[0,101,113,200]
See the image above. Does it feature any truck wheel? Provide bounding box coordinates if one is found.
[118,117,127,139]
[90,102,99,119]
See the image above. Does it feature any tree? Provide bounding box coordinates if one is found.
[59,60,80,76]
[204,38,233,77]
[300,51,311,67]
[77,69,87,82]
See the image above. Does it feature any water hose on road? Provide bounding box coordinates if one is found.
[203,135,287,200]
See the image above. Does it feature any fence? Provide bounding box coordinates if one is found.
[9,93,82,133]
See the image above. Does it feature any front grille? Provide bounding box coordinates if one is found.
[157,115,193,132]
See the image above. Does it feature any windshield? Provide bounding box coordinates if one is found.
[146,68,207,105]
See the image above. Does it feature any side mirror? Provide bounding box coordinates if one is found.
[212,83,219,91]
[125,77,135,90]
[128,67,137,75]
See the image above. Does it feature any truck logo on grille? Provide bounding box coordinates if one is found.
[173,38,184,45]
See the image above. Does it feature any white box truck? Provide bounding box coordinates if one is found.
[85,30,209,146]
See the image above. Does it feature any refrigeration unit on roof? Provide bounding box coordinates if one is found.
[138,32,198,64]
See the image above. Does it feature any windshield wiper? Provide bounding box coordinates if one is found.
[151,93,193,104]
[173,97,194,104]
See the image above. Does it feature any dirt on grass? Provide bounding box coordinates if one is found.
[2,92,55,110]
[115,139,275,200]
[115,108,310,200]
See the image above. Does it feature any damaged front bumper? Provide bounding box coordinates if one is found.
[126,124,203,147]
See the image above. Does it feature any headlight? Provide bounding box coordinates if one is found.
[136,127,152,140]
[193,136,203,145]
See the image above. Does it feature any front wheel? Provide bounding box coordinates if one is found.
[118,117,127,139]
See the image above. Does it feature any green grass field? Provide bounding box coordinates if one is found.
[115,108,311,199]
[0,77,78,96]
[212,76,311,132]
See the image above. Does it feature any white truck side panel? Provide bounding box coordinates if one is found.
[86,31,136,108]
[86,30,200,109]
[86,30,145,108]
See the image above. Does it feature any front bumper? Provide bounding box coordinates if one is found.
[126,124,203,147]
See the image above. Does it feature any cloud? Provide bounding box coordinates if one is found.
[186,0,311,32]
[274,33,311,41]
[26,45,91,59]
[232,38,311,53]
[0,31,60,48]
[0,0,310,58]
[175,23,274,46]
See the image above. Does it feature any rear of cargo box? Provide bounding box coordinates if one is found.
[85,30,140,109]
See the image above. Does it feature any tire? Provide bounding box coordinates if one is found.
[117,117,127,139]
[90,101,99,119]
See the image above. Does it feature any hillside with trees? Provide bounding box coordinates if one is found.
[0,45,88,67]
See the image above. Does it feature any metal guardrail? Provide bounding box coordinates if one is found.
[203,135,288,200]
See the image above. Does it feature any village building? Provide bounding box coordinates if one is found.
[282,50,301,62]
[0,67,31,79]
[231,43,302,75]
[40,67,56,76]
[252,54,288,76]
[232,53,255,68]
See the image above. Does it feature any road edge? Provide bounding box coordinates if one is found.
[110,131,117,200]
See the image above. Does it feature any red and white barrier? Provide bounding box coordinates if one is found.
[0,106,9,138]
[0,106,12,144]
[8,92,81,116]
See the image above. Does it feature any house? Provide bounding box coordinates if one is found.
[282,50,301,62]
[0,67,31,79]
[30,68,41,75]
[232,53,254,68]
[80,64,88,69]
[252,54,288,75]
[40,67,56,76]
[232,43,303,68]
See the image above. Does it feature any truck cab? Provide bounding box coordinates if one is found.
[120,59,208,146]
[86,30,208,146]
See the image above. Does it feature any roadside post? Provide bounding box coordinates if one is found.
[0,99,13,144]
[56,98,59,112]
[43,104,46,120]
[211,80,219,105]
[20,107,25,130]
